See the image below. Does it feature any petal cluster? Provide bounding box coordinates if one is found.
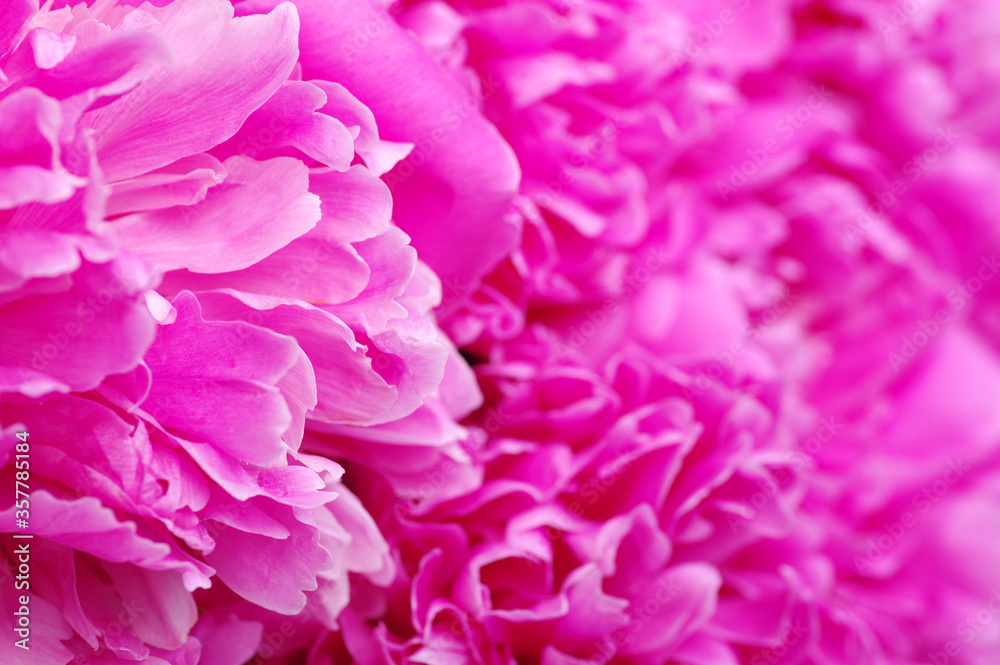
[1,0,1000,663]
[0,0,492,661]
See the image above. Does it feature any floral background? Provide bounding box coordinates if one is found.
[2,0,1000,663]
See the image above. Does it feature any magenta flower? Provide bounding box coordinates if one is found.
[0,0,481,661]
[2,0,1000,663]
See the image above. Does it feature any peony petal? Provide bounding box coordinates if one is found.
[213,79,356,170]
[0,256,156,396]
[84,0,300,181]
[141,291,299,468]
[114,155,320,273]
[287,0,522,313]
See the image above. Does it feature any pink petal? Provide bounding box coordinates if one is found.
[141,291,299,468]
[114,155,321,273]
[287,0,522,313]
[213,80,356,170]
[84,0,300,181]
[0,257,157,396]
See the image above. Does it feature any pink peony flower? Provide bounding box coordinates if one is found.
[0,0,499,661]
[2,0,1000,663]
[293,0,1000,664]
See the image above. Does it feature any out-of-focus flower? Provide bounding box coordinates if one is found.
[303,0,1000,664]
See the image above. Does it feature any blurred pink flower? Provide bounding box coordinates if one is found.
[322,0,1000,664]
